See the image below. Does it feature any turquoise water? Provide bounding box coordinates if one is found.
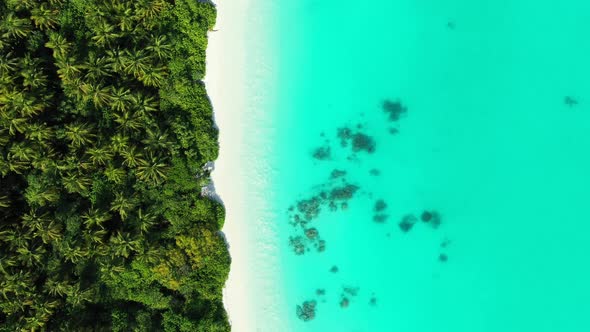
[246,0,590,330]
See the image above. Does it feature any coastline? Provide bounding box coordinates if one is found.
[205,0,251,330]
[207,1,288,330]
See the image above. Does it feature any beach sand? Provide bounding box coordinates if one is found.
[207,1,289,330]
[206,0,251,330]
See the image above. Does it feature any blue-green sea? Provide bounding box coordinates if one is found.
[240,0,590,330]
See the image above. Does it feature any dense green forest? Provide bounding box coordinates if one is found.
[0,0,231,330]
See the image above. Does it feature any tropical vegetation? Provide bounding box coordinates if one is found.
[0,0,230,330]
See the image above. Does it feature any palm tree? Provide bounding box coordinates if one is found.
[0,52,19,74]
[22,211,48,231]
[0,254,16,275]
[87,83,112,108]
[105,47,125,73]
[62,172,92,195]
[109,87,130,111]
[60,243,89,264]
[82,209,110,229]
[6,0,37,11]
[45,279,70,297]
[16,244,45,268]
[136,152,168,184]
[138,66,167,87]
[110,134,129,153]
[104,164,126,184]
[91,20,119,47]
[45,32,70,59]
[48,0,65,7]
[120,146,145,167]
[65,284,93,307]
[67,77,91,101]
[146,35,172,60]
[55,57,82,83]
[135,208,156,234]
[110,193,135,220]
[122,49,150,78]
[109,231,139,258]
[130,93,159,116]
[21,67,48,89]
[25,123,54,143]
[31,155,58,174]
[24,185,59,207]
[37,220,62,244]
[30,3,59,30]
[113,109,142,133]
[9,142,38,162]
[7,157,29,174]
[5,116,28,135]
[86,146,113,166]
[142,127,173,152]
[83,53,113,81]
[1,13,32,39]
[13,93,45,118]
[135,0,167,21]
[63,123,95,148]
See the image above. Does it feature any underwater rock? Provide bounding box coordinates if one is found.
[420,211,432,222]
[398,214,417,232]
[373,214,388,223]
[343,287,359,297]
[317,239,326,252]
[296,300,317,321]
[382,99,407,122]
[312,146,331,160]
[374,199,387,212]
[565,96,578,107]
[330,265,339,273]
[305,228,319,240]
[421,210,441,228]
[389,128,399,135]
[316,289,325,296]
[351,132,376,153]
[369,168,381,176]
[440,239,451,248]
[447,21,456,29]
[337,127,353,147]
[340,297,350,308]
[289,236,306,255]
[297,197,322,221]
[341,202,348,210]
[369,296,377,306]
[439,253,448,262]
[329,201,337,211]
[331,169,347,179]
[330,184,359,200]
[429,211,441,229]
[337,127,376,153]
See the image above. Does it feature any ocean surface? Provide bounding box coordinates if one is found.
[239,0,590,330]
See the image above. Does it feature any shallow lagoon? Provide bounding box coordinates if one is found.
[242,0,590,330]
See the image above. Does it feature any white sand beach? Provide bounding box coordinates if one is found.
[206,1,287,330]
[205,0,252,330]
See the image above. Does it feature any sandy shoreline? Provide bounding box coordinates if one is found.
[205,0,253,330]
[206,1,288,330]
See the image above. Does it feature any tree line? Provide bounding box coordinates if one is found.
[0,0,230,330]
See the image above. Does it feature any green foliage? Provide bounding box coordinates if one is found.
[0,0,229,330]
